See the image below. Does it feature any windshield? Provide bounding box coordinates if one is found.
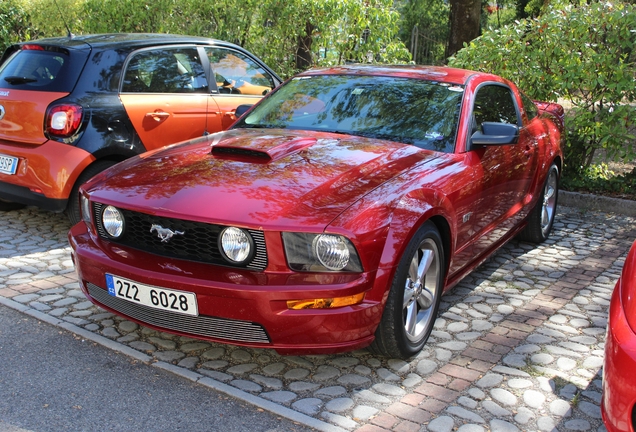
[234,74,463,152]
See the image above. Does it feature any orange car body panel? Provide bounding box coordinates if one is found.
[119,94,220,149]
[120,93,267,146]
[0,90,68,145]
[0,139,94,199]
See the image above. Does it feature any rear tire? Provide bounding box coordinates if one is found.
[65,160,117,225]
[518,163,559,243]
[369,221,445,359]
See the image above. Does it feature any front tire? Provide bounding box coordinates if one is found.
[518,163,559,243]
[369,221,445,359]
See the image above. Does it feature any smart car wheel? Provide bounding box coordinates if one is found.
[518,162,559,243]
[66,160,117,225]
[369,221,444,359]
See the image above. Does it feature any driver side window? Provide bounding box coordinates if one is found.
[472,85,519,132]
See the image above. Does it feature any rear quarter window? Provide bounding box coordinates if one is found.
[0,47,84,92]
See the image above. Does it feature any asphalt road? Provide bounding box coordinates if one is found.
[0,304,314,432]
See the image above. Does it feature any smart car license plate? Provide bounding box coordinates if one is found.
[105,274,198,316]
[0,154,18,175]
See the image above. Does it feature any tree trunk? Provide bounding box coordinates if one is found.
[447,0,482,57]
[295,21,315,71]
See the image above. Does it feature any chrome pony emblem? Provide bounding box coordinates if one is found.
[0,105,5,121]
[150,224,185,242]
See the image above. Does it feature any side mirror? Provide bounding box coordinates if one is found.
[471,122,519,146]
[235,104,253,117]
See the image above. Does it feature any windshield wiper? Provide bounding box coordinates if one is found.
[331,129,413,144]
[4,76,37,85]
[238,124,285,129]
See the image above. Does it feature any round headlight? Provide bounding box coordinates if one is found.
[102,205,124,238]
[314,234,350,271]
[220,227,252,263]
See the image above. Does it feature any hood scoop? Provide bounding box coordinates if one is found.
[211,134,322,163]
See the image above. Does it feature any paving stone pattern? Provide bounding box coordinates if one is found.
[1,206,634,432]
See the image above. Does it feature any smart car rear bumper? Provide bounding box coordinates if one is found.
[0,139,94,207]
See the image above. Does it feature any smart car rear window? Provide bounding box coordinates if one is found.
[0,46,83,92]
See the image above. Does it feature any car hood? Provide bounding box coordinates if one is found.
[88,129,442,229]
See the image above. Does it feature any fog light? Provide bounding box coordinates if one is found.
[287,293,365,309]
[220,227,252,263]
[102,205,124,238]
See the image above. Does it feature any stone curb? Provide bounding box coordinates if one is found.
[0,295,344,432]
[560,190,636,216]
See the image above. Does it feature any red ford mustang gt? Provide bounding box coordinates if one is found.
[603,239,636,432]
[68,65,564,359]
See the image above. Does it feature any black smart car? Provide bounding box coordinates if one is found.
[0,33,281,223]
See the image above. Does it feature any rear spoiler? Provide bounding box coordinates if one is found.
[534,101,565,132]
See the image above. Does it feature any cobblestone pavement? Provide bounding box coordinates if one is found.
[1,205,635,432]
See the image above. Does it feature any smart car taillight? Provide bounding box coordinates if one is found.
[45,104,83,139]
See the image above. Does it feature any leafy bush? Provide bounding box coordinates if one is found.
[561,164,636,199]
[449,2,636,176]
[0,0,37,53]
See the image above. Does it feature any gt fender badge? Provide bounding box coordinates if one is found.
[150,224,185,242]
[0,105,5,121]
[0,91,8,97]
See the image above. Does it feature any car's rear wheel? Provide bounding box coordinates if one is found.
[518,163,559,243]
[66,160,117,225]
[0,200,26,211]
[369,221,444,359]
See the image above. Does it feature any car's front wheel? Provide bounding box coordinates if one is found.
[518,162,559,243]
[369,221,445,359]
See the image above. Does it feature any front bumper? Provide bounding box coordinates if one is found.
[68,223,385,355]
[0,139,94,209]
[602,280,636,432]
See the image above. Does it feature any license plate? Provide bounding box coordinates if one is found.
[105,274,198,316]
[0,154,18,175]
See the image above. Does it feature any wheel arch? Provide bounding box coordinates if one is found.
[370,189,457,301]
[428,214,453,283]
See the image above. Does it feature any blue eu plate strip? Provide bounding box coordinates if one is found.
[105,274,115,296]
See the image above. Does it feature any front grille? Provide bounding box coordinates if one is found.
[88,283,271,344]
[93,203,268,271]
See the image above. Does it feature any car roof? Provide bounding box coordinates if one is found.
[297,64,501,86]
[18,33,240,51]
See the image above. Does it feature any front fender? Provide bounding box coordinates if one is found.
[329,183,456,305]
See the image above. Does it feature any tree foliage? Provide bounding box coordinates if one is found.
[398,0,449,64]
[0,0,37,52]
[4,0,410,78]
[449,2,636,172]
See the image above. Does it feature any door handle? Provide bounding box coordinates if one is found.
[145,111,170,122]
